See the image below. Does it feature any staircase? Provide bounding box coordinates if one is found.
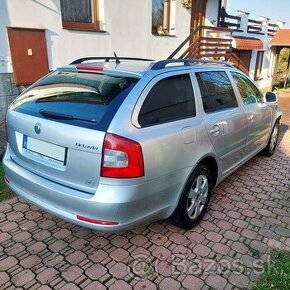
[168,26,233,60]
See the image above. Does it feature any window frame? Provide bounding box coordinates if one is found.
[254,51,264,81]
[60,0,100,31]
[194,70,239,114]
[132,71,196,128]
[152,0,176,36]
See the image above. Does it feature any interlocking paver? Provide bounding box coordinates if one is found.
[20,255,42,269]
[0,272,10,286]
[182,275,204,290]
[11,269,35,287]
[61,265,83,282]
[109,262,128,279]
[109,280,132,290]
[85,264,107,280]
[159,277,181,290]
[206,275,227,290]
[36,268,60,284]
[0,119,289,289]
[192,244,211,257]
[0,232,11,243]
[110,248,129,262]
[84,281,106,290]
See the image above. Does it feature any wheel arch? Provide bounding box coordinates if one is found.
[171,154,219,215]
[199,155,219,187]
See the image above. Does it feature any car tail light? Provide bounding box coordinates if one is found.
[76,65,103,71]
[101,133,144,178]
[76,215,119,226]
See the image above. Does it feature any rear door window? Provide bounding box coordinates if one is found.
[138,74,196,126]
[196,71,238,113]
[11,70,139,130]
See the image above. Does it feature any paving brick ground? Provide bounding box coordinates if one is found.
[1,122,290,289]
[278,89,290,124]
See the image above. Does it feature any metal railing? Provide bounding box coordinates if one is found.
[220,13,241,31]
[247,19,264,34]
[268,23,279,37]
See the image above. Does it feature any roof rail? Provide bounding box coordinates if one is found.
[151,59,235,70]
[70,57,153,65]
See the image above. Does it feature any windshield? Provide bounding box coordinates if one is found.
[11,70,139,130]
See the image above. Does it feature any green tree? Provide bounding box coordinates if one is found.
[276,48,290,88]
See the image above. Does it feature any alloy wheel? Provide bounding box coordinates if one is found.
[187,174,209,220]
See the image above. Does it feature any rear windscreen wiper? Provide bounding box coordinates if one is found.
[39,109,97,123]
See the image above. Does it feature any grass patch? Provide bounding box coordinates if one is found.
[252,249,290,290]
[0,162,15,202]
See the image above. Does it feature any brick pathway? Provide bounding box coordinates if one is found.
[0,125,290,290]
[278,89,290,124]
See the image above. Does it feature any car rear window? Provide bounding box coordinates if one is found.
[11,70,139,130]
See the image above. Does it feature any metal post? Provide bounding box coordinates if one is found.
[283,49,290,89]
[271,47,281,91]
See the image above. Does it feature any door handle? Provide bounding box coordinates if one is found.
[209,124,220,136]
[248,114,254,121]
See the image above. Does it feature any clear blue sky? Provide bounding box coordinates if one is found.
[226,0,290,28]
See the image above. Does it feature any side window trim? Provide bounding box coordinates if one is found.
[131,70,197,128]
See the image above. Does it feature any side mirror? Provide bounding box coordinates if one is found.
[264,92,278,103]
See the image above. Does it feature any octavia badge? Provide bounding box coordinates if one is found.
[34,123,41,134]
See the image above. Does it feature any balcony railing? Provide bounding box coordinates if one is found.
[220,14,241,31]
[220,9,280,37]
[268,23,279,36]
[247,19,263,34]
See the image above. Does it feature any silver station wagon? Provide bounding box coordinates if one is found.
[3,57,282,232]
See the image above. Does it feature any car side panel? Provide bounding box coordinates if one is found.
[108,70,218,211]
[202,108,248,175]
[243,103,272,158]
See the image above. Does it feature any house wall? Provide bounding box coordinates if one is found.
[230,14,281,92]
[232,33,273,92]
[204,0,220,27]
[0,0,192,73]
[249,49,273,92]
[0,0,196,155]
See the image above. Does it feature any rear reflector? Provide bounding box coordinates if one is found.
[101,133,144,178]
[4,176,10,184]
[76,65,103,71]
[76,215,119,226]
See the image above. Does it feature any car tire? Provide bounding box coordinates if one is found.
[260,120,280,157]
[171,163,212,229]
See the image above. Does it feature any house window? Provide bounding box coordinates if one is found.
[152,0,176,36]
[60,0,100,31]
[254,51,264,80]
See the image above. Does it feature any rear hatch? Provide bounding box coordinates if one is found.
[6,69,138,193]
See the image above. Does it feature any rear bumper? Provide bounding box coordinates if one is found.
[2,148,175,232]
